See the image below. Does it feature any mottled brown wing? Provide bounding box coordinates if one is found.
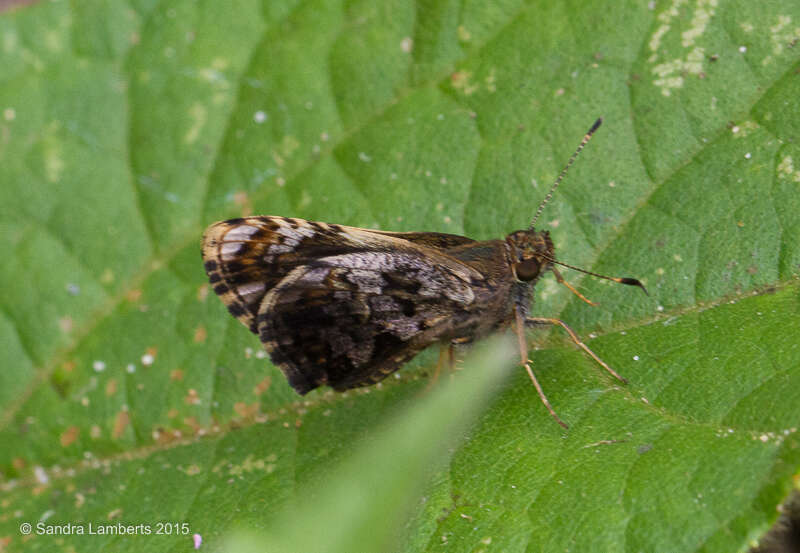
[202,216,486,393]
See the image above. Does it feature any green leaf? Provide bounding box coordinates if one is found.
[1,1,799,552]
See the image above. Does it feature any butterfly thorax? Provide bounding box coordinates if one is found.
[437,228,554,342]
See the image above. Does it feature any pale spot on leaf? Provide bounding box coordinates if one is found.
[184,102,207,144]
[60,426,79,447]
[185,388,201,405]
[234,402,258,418]
[113,411,130,439]
[451,70,479,95]
[197,283,209,302]
[142,348,156,366]
[254,377,272,396]
[58,316,73,333]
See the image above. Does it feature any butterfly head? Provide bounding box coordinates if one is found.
[505,229,555,283]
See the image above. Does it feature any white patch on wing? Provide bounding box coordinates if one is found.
[268,243,294,254]
[238,282,266,298]
[299,267,330,284]
[276,224,316,241]
[345,269,385,294]
[221,242,244,259]
[225,225,260,241]
[322,252,407,271]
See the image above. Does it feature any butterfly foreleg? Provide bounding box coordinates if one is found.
[514,309,569,429]
[524,317,627,384]
[426,343,456,390]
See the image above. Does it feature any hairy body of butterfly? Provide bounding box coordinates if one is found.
[203,216,552,394]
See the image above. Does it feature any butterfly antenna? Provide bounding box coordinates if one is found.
[541,254,649,295]
[529,118,603,229]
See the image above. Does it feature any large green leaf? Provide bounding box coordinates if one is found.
[1,1,799,552]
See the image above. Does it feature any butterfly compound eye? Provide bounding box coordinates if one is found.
[515,258,541,281]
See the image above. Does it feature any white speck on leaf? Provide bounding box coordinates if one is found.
[34,466,49,484]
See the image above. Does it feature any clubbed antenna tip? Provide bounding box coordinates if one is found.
[619,277,648,296]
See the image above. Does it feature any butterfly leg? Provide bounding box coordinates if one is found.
[514,310,569,429]
[525,317,628,384]
[447,342,455,372]
[551,266,597,306]
[427,344,456,389]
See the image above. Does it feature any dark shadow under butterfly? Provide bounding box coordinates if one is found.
[202,118,646,428]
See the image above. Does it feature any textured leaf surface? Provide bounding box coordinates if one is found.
[1,1,799,552]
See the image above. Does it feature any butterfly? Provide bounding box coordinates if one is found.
[202,118,646,427]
